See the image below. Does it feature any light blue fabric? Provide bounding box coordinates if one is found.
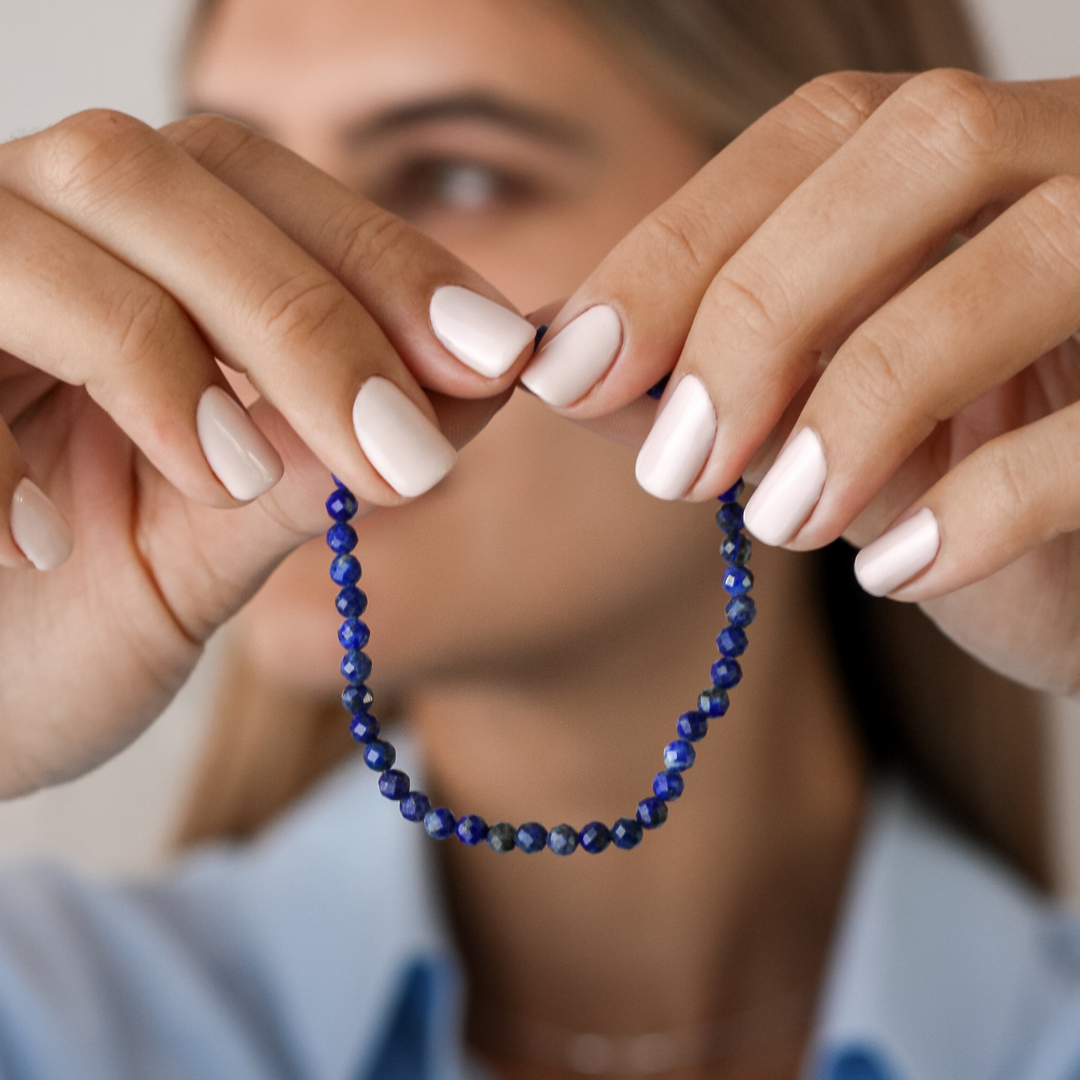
[0,746,1077,1079]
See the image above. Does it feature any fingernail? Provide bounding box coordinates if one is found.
[634,375,717,500]
[196,386,284,501]
[352,376,456,497]
[854,508,940,597]
[519,305,623,407]
[10,478,74,571]
[743,428,827,545]
[430,285,536,378]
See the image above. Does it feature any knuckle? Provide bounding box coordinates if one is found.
[249,271,349,350]
[840,323,918,419]
[642,200,715,275]
[791,71,890,139]
[1025,176,1080,275]
[109,286,184,373]
[704,263,792,347]
[163,112,259,169]
[332,207,415,281]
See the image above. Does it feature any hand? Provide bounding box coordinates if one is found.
[0,110,536,796]
[522,70,1080,696]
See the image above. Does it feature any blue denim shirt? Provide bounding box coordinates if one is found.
[0,743,1077,1080]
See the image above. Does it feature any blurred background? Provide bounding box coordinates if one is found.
[1,0,1079,897]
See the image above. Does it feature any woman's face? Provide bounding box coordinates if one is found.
[190,0,714,692]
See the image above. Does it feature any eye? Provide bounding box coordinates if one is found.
[373,157,540,219]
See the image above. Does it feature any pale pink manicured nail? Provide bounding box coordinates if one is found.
[352,376,456,497]
[10,478,74,571]
[519,305,623,407]
[854,507,940,597]
[196,386,284,501]
[429,285,536,378]
[634,375,717,500]
[743,428,827,546]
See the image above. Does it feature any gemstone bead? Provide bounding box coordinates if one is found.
[722,566,754,596]
[612,818,644,849]
[547,824,579,855]
[697,686,729,717]
[326,522,358,553]
[711,657,743,688]
[342,684,374,715]
[341,650,372,685]
[338,619,370,650]
[664,739,696,771]
[349,714,380,744]
[676,710,709,742]
[718,479,745,503]
[580,821,612,853]
[719,533,752,566]
[716,626,748,657]
[653,769,685,801]
[646,374,670,400]
[335,586,368,618]
[330,554,362,587]
[363,740,395,771]
[516,822,548,854]
[400,791,431,822]
[378,770,410,800]
[456,814,489,846]
[637,797,669,829]
[424,807,456,840]
[326,489,359,521]
[715,502,744,533]
[725,596,757,627]
[487,823,516,852]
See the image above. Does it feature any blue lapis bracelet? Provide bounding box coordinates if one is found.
[327,478,753,855]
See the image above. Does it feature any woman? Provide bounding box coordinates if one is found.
[0,0,1078,1077]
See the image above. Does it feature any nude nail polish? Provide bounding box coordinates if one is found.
[196,386,284,501]
[519,305,623,407]
[429,286,536,378]
[352,376,456,497]
[854,508,940,597]
[635,375,717,500]
[743,428,827,546]
[10,478,74,571]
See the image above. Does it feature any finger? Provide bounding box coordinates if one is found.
[745,174,1080,548]
[162,114,537,393]
[0,420,73,572]
[0,186,281,506]
[517,72,908,415]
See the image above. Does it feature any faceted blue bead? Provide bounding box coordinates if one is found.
[718,479,745,503]
[716,626,748,658]
[580,821,612,853]
[723,566,754,596]
[424,807,457,840]
[400,791,431,822]
[516,822,548,854]
[611,818,644,849]
[330,554,362,587]
[664,739,696,772]
[326,522,358,554]
[676,710,709,742]
[715,502,744,533]
[547,824,579,855]
[378,769,410,800]
[646,374,670,400]
[637,796,669,829]
[711,657,743,688]
[487,823,516,852]
[363,739,396,771]
[342,684,374,715]
[341,650,372,685]
[725,596,757,627]
[338,619,370,650]
[335,586,368,618]
[456,814,489,846]
[326,488,359,521]
[653,769,685,801]
[698,686,729,717]
[720,533,752,567]
[349,714,380,744]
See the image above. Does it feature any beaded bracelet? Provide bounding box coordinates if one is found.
[326,477,753,855]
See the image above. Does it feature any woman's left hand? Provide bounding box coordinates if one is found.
[521,70,1080,696]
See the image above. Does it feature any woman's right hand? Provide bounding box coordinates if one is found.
[0,110,537,798]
